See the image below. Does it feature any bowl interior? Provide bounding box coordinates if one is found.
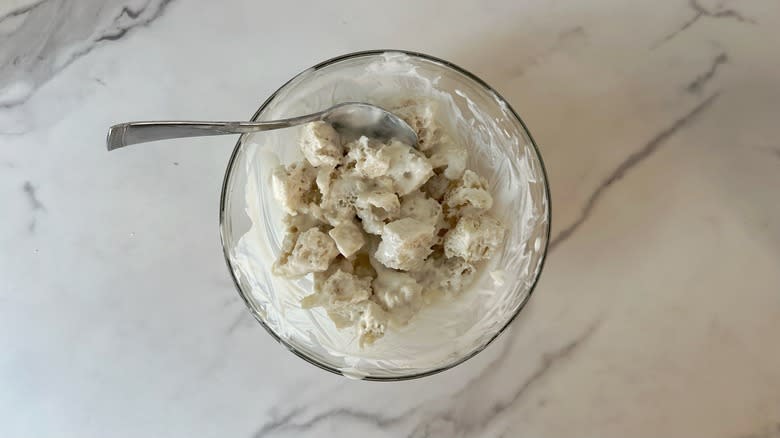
[220,51,550,380]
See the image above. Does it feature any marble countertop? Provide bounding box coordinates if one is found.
[2,0,779,436]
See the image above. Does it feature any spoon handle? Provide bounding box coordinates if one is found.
[106,114,321,150]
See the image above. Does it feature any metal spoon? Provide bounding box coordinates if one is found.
[106,102,418,151]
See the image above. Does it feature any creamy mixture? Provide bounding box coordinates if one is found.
[269,100,505,346]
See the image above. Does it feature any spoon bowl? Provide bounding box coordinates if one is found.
[321,102,418,146]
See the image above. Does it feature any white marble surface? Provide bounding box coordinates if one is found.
[2,0,780,436]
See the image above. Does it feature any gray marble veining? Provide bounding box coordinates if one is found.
[0,0,175,110]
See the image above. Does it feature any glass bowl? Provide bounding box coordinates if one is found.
[219,50,550,381]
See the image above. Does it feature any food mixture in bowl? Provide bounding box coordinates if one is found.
[269,100,505,346]
[224,51,550,379]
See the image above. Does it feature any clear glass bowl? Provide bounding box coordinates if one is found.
[219,50,551,381]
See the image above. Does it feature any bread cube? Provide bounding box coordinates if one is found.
[375,218,436,270]
[272,228,338,277]
[328,221,365,258]
[443,215,505,262]
[300,121,343,167]
[345,136,391,178]
[380,141,434,196]
[271,162,318,215]
[443,170,493,218]
[354,188,400,235]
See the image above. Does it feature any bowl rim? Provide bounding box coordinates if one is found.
[218,49,552,381]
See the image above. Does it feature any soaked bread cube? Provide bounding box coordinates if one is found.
[393,100,441,151]
[375,218,436,271]
[304,268,375,331]
[302,269,372,309]
[272,228,338,278]
[328,221,365,258]
[300,121,343,167]
[411,252,476,295]
[439,256,477,293]
[271,162,318,215]
[345,136,391,178]
[443,170,493,219]
[380,141,434,196]
[355,186,401,235]
[319,169,368,226]
[371,266,424,326]
[443,215,505,262]
[400,191,442,228]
